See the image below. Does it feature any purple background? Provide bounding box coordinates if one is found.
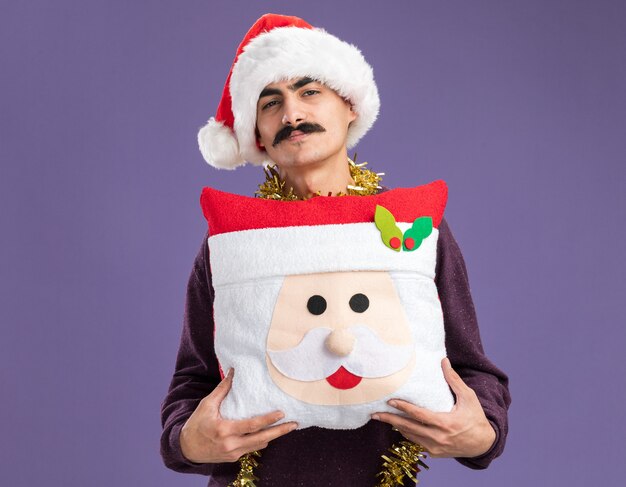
[2,1,624,485]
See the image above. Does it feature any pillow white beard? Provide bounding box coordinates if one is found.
[212,272,455,430]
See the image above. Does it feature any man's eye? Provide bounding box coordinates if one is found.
[302,90,320,96]
[262,100,279,110]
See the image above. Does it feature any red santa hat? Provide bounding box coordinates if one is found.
[197,13,380,170]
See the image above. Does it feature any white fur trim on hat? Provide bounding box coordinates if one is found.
[229,26,380,166]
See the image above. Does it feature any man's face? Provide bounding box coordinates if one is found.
[255,77,357,168]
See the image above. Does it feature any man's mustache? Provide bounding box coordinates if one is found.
[272,122,326,147]
[267,325,414,382]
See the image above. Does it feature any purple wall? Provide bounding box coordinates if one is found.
[2,1,624,485]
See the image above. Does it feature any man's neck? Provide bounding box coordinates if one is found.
[278,155,354,199]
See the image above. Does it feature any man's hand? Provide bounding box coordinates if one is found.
[372,358,495,458]
[180,369,298,463]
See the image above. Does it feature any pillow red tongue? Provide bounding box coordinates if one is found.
[326,366,362,390]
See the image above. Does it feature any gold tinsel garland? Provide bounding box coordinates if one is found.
[229,159,428,486]
[376,441,429,486]
[255,156,384,200]
[228,450,261,487]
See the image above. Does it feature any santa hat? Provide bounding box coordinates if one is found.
[198,13,380,170]
[201,181,447,287]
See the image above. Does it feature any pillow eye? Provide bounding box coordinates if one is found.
[307,295,327,315]
[349,293,369,313]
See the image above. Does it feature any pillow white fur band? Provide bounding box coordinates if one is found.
[209,224,438,288]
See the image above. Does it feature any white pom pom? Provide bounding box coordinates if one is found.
[197,118,246,170]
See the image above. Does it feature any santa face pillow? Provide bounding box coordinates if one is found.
[201,181,454,429]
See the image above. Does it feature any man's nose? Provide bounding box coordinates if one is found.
[325,329,355,357]
[281,97,306,125]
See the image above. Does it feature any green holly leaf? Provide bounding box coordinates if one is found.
[402,216,433,252]
[374,205,403,251]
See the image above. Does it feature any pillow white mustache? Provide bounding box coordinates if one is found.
[267,325,414,381]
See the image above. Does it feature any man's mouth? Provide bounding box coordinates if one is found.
[272,122,326,146]
[287,130,306,141]
[325,366,362,390]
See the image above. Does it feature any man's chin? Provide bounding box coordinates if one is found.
[264,141,329,164]
[267,150,314,165]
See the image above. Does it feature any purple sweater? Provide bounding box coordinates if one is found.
[160,217,511,486]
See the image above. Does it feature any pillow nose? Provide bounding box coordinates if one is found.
[324,328,355,357]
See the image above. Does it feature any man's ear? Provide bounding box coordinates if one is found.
[348,103,358,123]
[255,126,265,148]
[345,100,359,123]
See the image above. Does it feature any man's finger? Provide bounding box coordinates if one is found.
[203,368,234,413]
[232,410,286,435]
[372,412,431,439]
[237,421,298,453]
[386,399,440,427]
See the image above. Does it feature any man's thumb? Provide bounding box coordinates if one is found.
[205,368,234,413]
[442,358,467,398]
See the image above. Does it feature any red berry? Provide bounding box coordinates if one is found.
[390,237,401,249]
[404,237,415,250]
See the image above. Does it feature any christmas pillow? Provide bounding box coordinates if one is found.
[200,181,454,429]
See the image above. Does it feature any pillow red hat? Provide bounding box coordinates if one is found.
[202,181,448,286]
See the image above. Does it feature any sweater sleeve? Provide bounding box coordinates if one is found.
[435,218,511,469]
[160,232,222,475]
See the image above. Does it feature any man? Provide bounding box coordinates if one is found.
[161,13,510,486]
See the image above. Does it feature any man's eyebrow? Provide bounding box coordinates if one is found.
[288,77,316,90]
[258,77,317,100]
[258,87,282,99]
